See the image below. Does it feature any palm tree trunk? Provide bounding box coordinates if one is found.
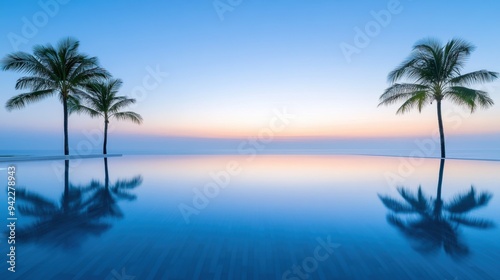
[63,160,69,212]
[104,158,109,189]
[434,158,445,218]
[436,100,446,158]
[103,119,108,155]
[63,95,69,156]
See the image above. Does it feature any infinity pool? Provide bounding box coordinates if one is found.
[1,155,499,279]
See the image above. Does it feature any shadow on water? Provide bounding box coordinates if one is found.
[378,159,495,259]
[15,158,142,250]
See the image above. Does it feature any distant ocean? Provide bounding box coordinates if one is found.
[1,148,499,161]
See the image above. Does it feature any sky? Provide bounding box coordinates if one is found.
[1,0,499,155]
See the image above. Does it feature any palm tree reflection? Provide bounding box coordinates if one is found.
[85,158,142,218]
[379,159,494,258]
[17,158,142,249]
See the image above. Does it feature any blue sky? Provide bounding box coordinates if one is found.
[1,0,499,155]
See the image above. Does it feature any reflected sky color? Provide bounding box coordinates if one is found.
[1,1,500,154]
[1,155,499,278]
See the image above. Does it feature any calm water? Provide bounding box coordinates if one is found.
[1,155,499,279]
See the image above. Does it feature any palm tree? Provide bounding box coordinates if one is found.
[1,37,109,155]
[16,158,142,249]
[85,158,142,218]
[74,78,142,154]
[378,38,498,158]
[16,160,112,249]
[379,159,495,258]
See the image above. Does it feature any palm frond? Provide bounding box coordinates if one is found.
[112,191,137,201]
[395,91,431,114]
[5,89,55,111]
[79,179,103,192]
[1,51,54,79]
[107,78,123,91]
[109,175,142,201]
[387,58,422,84]
[34,43,62,78]
[378,83,429,106]
[441,38,475,79]
[442,234,470,258]
[397,187,430,214]
[445,186,492,213]
[17,188,59,217]
[113,176,143,189]
[449,216,495,229]
[445,87,494,113]
[73,103,102,118]
[112,111,143,124]
[412,38,444,82]
[450,70,498,86]
[67,95,83,115]
[14,76,56,91]
[70,66,110,85]
[378,194,415,213]
[386,214,409,231]
[108,98,136,113]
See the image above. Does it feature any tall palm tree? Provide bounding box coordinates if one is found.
[379,159,494,258]
[75,78,142,154]
[1,37,109,155]
[378,38,498,158]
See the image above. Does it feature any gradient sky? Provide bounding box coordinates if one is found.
[1,0,499,153]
